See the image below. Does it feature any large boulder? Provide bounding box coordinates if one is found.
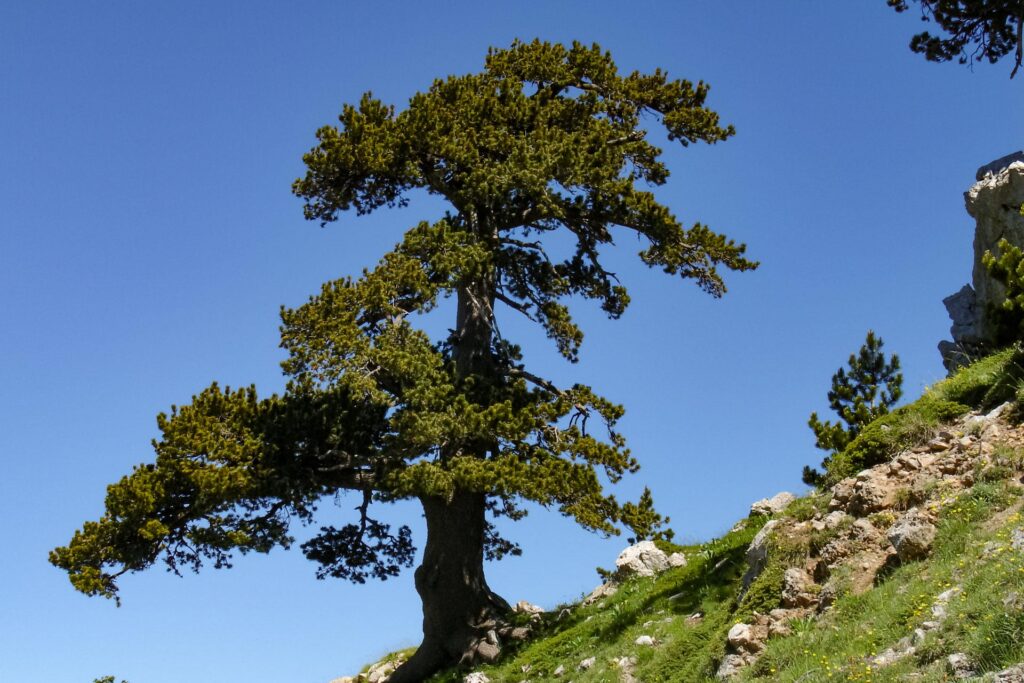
[615,540,670,579]
[940,152,1024,370]
[888,507,937,562]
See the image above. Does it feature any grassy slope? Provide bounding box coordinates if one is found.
[357,347,1024,683]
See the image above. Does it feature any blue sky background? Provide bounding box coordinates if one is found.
[1,2,1021,682]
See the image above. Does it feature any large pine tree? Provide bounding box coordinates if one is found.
[51,40,756,681]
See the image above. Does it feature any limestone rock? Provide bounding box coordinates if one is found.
[615,540,669,579]
[667,551,688,568]
[716,652,756,679]
[464,674,491,683]
[742,519,778,590]
[552,664,565,677]
[578,656,596,671]
[365,657,403,683]
[475,640,500,663]
[947,652,976,679]
[750,491,796,517]
[992,663,1024,682]
[514,600,544,615]
[976,151,1024,181]
[583,581,618,605]
[781,567,818,608]
[941,153,1024,369]
[634,634,655,646]
[888,508,937,562]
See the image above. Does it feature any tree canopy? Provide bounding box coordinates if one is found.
[51,40,755,680]
[887,0,1024,77]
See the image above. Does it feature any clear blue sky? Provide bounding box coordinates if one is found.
[1,2,1021,682]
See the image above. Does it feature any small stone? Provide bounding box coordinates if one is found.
[509,626,531,641]
[948,653,976,679]
[578,657,596,671]
[552,664,565,677]
[635,634,655,646]
[464,674,491,683]
[476,641,500,663]
[667,551,687,568]
[514,600,544,615]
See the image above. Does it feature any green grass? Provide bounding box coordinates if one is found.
[354,349,1024,683]
[356,476,1024,683]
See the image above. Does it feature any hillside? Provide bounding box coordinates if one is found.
[336,347,1024,682]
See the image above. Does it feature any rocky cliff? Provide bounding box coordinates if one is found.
[940,152,1024,371]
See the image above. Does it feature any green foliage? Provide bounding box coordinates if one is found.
[887,0,1024,78]
[984,238,1024,344]
[53,41,754,613]
[805,331,903,486]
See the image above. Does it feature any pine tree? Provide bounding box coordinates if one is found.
[887,0,1024,78]
[804,331,903,486]
[50,40,756,681]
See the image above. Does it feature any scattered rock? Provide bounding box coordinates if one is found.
[614,656,639,683]
[634,634,655,646]
[667,552,688,568]
[584,581,618,605]
[947,652,977,679]
[716,653,756,679]
[514,600,544,615]
[781,567,818,608]
[475,640,500,664]
[578,656,596,671]
[992,663,1024,682]
[365,657,403,683]
[750,491,796,517]
[552,664,565,677]
[464,674,491,683]
[888,508,937,562]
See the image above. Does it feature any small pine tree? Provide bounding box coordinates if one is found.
[984,228,1024,345]
[803,331,903,486]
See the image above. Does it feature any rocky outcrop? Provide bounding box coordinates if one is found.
[750,491,796,517]
[940,152,1024,371]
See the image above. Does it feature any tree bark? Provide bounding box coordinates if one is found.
[389,239,511,681]
[387,492,510,682]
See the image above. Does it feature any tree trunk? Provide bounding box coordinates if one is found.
[391,221,509,682]
[388,492,510,683]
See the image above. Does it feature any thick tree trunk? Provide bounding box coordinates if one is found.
[391,220,509,682]
[387,492,510,683]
